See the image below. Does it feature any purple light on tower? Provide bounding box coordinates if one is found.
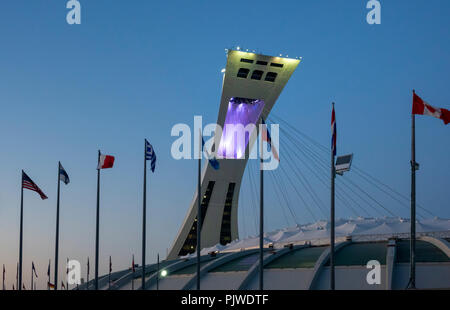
[217,97,265,159]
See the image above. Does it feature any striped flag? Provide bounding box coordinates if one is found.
[261,119,280,161]
[22,171,48,200]
[47,282,55,289]
[59,162,70,185]
[331,104,337,157]
[145,139,156,172]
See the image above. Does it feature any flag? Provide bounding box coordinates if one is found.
[59,162,70,185]
[145,139,157,173]
[87,257,89,275]
[97,154,115,169]
[331,104,337,156]
[22,171,48,200]
[2,264,5,288]
[412,91,450,125]
[109,256,112,273]
[66,258,69,275]
[32,262,38,278]
[47,260,50,277]
[22,283,26,290]
[261,119,280,161]
[61,281,65,289]
[132,255,135,273]
[47,282,55,289]
[12,284,15,290]
[201,137,220,170]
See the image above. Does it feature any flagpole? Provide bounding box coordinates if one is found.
[330,102,336,290]
[131,255,134,290]
[95,150,101,290]
[409,90,417,289]
[142,140,147,290]
[86,258,89,290]
[156,253,159,291]
[109,256,111,289]
[47,260,50,290]
[196,130,201,290]
[259,120,264,291]
[66,257,69,290]
[19,171,24,291]
[54,162,61,290]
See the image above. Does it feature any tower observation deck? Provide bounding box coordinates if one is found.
[167,50,301,260]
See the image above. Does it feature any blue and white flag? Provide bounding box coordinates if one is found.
[202,137,220,170]
[145,139,156,173]
[59,162,70,185]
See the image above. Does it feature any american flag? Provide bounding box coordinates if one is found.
[22,171,48,200]
[145,139,156,172]
[331,103,337,157]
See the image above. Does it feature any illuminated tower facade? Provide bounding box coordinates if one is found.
[167,50,301,259]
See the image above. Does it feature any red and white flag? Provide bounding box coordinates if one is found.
[97,154,115,169]
[412,92,450,125]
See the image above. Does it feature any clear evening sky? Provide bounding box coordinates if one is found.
[0,1,449,289]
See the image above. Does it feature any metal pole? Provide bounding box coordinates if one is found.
[31,264,33,291]
[156,253,159,291]
[54,162,61,290]
[19,171,24,291]
[131,255,134,290]
[330,103,336,290]
[409,92,416,289]
[109,256,111,289]
[95,150,100,290]
[86,258,89,290]
[196,131,202,290]
[142,140,147,290]
[259,121,264,290]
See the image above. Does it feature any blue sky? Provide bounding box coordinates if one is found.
[0,0,449,289]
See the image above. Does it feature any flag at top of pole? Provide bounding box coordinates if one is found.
[97,154,115,169]
[412,91,450,125]
[331,103,337,157]
[145,139,157,172]
[32,262,38,278]
[22,171,48,200]
[59,163,70,184]
[261,118,279,162]
[201,137,220,170]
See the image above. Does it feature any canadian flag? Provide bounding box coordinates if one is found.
[413,92,450,125]
[98,154,115,169]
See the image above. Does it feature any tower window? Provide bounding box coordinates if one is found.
[265,72,278,82]
[270,62,284,68]
[251,70,264,80]
[237,68,250,78]
[220,183,236,245]
[256,60,268,66]
[240,58,254,64]
[178,181,216,256]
